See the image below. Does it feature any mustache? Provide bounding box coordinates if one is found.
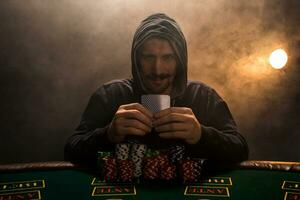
[145,74,172,80]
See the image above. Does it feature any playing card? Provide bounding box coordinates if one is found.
[141,95,170,113]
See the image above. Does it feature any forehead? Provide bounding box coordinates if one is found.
[141,37,174,54]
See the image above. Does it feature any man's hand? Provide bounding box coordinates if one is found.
[153,107,202,144]
[107,103,153,143]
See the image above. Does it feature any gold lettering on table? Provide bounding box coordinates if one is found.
[282,181,300,191]
[0,180,45,192]
[184,186,230,197]
[92,186,136,196]
[0,190,41,200]
[284,192,300,200]
[114,187,122,193]
[201,177,232,186]
[208,178,225,183]
[98,187,126,193]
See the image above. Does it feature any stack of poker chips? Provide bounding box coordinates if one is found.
[168,145,185,163]
[179,159,202,184]
[143,149,177,181]
[117,159,134,182]
[130,143,147,178]
[143,150,160,180]
[115,143,135,182]
[98,152,118,182]
[98,143,147,182]
[97,144,204,183]
[167,145,203,183]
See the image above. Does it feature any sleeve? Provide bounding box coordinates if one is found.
[186,89,249,163]
[64,87,116,167]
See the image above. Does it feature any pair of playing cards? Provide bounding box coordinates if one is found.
[141,95,170,113]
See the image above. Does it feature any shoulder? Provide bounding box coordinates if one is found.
[102,79,133,90]
[185,80,223,102]
[186,80,217,94]
[91,79,136,107]
[94,79,133,95]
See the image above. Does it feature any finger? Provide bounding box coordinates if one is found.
[123,119,151,133]
[155,122,188,133]
[154,107,192,119]
[153,113,187,127]
[122,103,153,119]
[159,131,186,139]
[122,126,147,136]
[118,109,152,128]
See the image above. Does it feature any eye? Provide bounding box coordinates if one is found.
[141,54,155,61]
[162,54,175,61]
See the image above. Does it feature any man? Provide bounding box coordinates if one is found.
[64,13,248,167]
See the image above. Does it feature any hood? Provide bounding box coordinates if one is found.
[131,13,188,99]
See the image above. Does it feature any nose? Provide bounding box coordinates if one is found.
[152,58,163,75]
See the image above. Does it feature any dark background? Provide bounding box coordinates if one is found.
[0,0,299,164]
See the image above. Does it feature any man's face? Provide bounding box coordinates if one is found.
[139,37,177,94]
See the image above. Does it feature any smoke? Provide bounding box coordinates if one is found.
[0,0,299,162]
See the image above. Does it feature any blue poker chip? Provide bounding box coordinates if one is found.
[168,145,185,163]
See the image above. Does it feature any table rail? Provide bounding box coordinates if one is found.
[0,160,300,172]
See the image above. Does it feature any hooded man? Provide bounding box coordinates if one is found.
[64,13,249,167]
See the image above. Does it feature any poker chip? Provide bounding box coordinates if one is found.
[156,154,168,165]
[143,157,159,180]
[115,143,130,160]
[168,145,185,163]
[102,157,117,181]
[156,154,176,180]
[97,151,113,173]
[131,144,147,178]
[143,151,178,181]
[179,159,202,183]
[160,163,176,180]
[118,159,134,182]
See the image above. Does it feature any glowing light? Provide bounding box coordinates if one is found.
[269,49,288,69]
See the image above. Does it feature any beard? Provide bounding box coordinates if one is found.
[142,74,174,94]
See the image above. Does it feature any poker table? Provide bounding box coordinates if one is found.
[0,160,300,200]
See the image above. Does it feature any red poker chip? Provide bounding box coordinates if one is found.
[143,157,159,179]
[118,159,134,182]
[179,159,201,183]
[102,157,117,181]
[161,164,176,180]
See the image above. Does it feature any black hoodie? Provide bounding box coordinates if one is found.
[64,13,249,167]
[132,13,187,98]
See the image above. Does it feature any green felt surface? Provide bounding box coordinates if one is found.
[1,168,300,199]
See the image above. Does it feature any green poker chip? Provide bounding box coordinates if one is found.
[97,151,113,173]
